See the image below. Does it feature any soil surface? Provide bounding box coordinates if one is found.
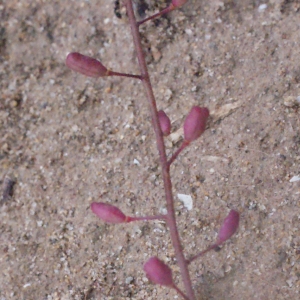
[0,1,299,299]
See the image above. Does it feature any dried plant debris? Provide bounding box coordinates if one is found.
[210,100,243,120]
[1,174,16,204]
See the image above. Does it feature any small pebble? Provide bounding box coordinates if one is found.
[125,276,134,284]
[258,4,267,12]
[283,95,299,107]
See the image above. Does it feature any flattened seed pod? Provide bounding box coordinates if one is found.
[66,52,109,78]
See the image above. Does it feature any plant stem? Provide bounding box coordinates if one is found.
[168,140,189,167]
[186,244,218,264]
[172,283,190,300]
[124,1,196,299]
[108,70,142,80]
[127,214,167,222]
[137,5,174,26]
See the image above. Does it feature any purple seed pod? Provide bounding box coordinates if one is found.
[183,106,209,143]
[143,257,174,287]
[158,110,171,136]
[66,52,108,78]
[172,0,188,8]
[217,210,239,245]
[91,202,127,224]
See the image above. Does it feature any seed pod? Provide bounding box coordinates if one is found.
[172,0,188,8]
[217,210,239,245]
[158,110,171,136]
[183,106,209,143]
[66,52,108,78]
[91,202,127,224]
[143,257,173,287]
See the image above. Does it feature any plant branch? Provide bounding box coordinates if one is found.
[127,214,167,222]
[124,1,196,299]
[108,70,142,80]
[171,283,190,300]
[168,140,189,167]
[186,244,218,265]
[137,6,174,26]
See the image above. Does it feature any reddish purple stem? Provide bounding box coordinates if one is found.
[186,244,218,264]
[137,6,174,26]
[171,284,190,300]
[127,214,167,222]
[108,70,142,80]
[168,140,189,167]
[125,1,196,299]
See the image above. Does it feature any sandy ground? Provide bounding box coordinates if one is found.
[0,0,299,299]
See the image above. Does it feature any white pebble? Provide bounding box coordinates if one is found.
[258,4,267,12]
[177,194,193,210]
[125,276,134,284]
